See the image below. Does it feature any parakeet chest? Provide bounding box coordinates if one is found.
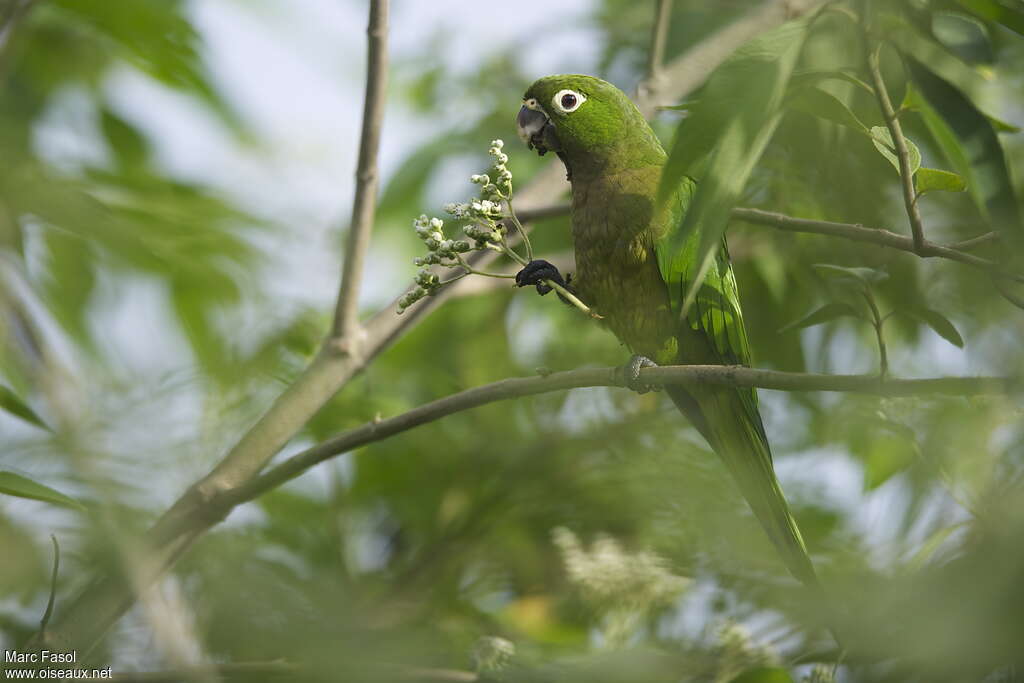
[569,170,677,360]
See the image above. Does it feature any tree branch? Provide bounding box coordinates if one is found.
[867,44,927,255]
[511,204,1024,284]
[732,208,1024,283]
[330,0,389,348]
[640,0,673,99]
[149,365,1017,546]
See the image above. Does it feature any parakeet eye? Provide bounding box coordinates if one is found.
[552,89,586,114]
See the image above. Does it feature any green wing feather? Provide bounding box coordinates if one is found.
[653,178,818,587]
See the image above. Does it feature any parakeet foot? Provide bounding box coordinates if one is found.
[621,355,661,394]
[515,259,567,296]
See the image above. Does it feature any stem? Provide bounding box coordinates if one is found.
[866,42,927,255]
[861,288,889,378]
[646,0,673,84]
[732,208,1024,284]
[495,234,599,318]
[331,0,389,347]
[506,198,534,261]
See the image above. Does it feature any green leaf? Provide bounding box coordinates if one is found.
[0,386,50,431]
[905,84,988,217]
[779,302,864,333]
[870,126,922,176]
[955,0,1024,36]
[787,86,870,133]
[658,17,811,315]
[729,668,795,683]
[0,471,84,510]
[863,418,919,490]
[907,61,1023,259]
[884,16,990,102]
[789,69,875,95]
[915,167,967,194]
[813,263,889,285]
[904,308,966,348]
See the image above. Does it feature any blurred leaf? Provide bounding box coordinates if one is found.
[812,263,889,285]
[787,86,869,133]
[99,107,148,169]
[903,308,966,348]
[779,302,864,333]
[885,16,989,103]
[48,0,241,132]
[907,60,1023,258]
[659,17,810,313]
[985,114,1020,133]
[864,419,919,490]
[915,167,967,194]
[0,385,49,431]
[789,69,874,95]
[906,84,989,216]
[0,471,83,510]
[870,126,922,176]
[954,0,1024,36]
[905,521,968,572]
[729,667,794,683]
[932,11,993,64]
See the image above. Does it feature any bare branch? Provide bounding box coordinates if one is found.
[143,365,1016,545]
[732,208,1024,283]
[331,0,389,348]
[947,232,999,251]
[640,0,674,98]
[867,44,927,255]
[514,204,1024,284]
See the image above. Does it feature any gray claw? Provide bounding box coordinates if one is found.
[623,355,660,394]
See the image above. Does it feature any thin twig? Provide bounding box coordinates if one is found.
[947,232,999,251]
[512,204,1022,283]
[644,0,674,88]
[860,289,888,377]
[731,208,1024,283]
[866,43,927,255]
[330,0,389,349]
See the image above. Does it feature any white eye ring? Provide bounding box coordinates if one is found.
[552,89,586,114]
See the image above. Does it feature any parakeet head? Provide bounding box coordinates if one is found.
[515,74,663,179]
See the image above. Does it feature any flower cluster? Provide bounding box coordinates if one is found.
[552,526,690,647]
[398,140,520,315]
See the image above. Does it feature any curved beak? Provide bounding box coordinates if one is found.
[516,104,556,155]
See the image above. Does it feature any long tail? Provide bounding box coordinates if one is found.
[666,385,819,587]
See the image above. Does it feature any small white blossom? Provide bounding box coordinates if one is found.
[472,636,515,675]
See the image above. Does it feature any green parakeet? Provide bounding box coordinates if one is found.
[514,74,818,588]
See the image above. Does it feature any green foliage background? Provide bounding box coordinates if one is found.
[1,0,1023,681]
